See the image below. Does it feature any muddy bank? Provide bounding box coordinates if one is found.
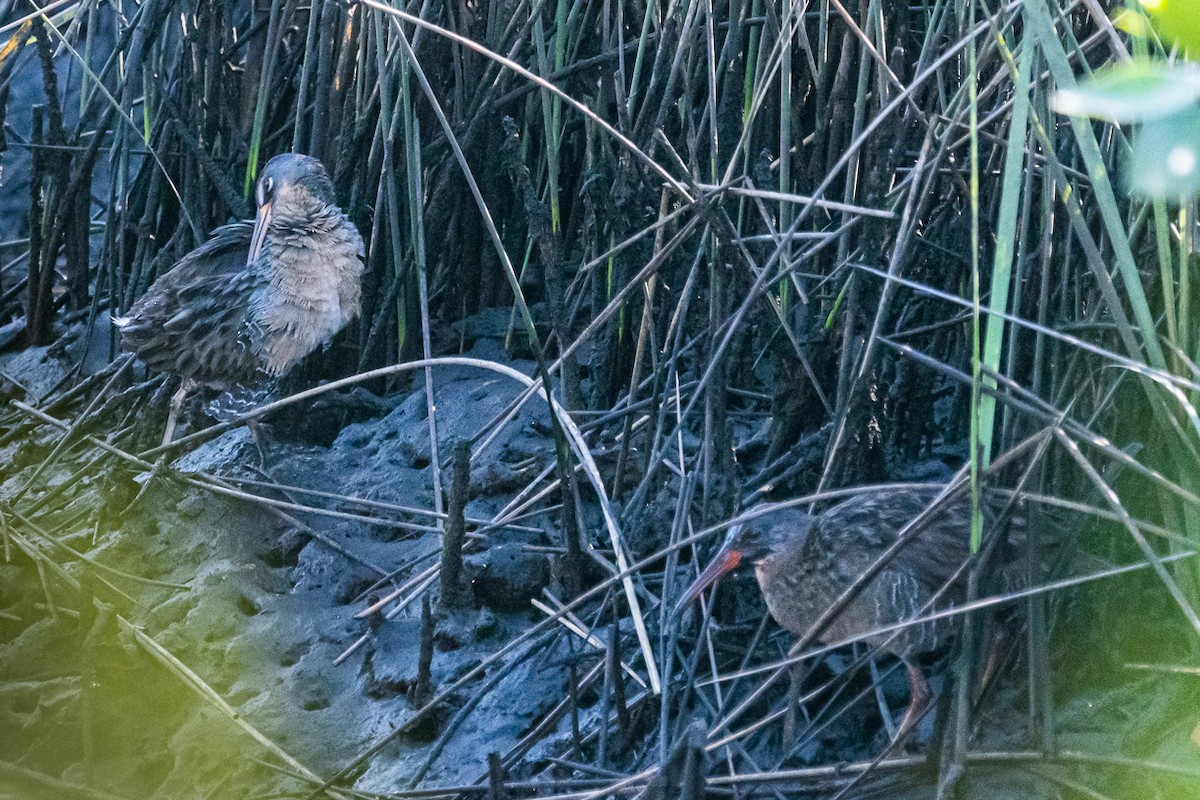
[0,339,595,796]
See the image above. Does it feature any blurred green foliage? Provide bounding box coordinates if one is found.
[1053,2,1200,197]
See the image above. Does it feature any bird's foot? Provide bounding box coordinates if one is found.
[128,454,171,511]
[891,704,924,750]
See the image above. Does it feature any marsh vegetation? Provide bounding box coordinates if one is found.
[1,0,1199,798]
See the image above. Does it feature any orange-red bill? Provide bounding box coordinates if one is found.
[673,544,743,616]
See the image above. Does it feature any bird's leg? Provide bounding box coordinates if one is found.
[869,653,900,742]
[978,624,1011,697]
[161,377,197,446]
[782,661,807,742]
[246,418,269,469]
[894,659,932,741]
[129,378,196,510]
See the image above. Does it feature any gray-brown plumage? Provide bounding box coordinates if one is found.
[114,154,364,444]
[677,487,1006,735]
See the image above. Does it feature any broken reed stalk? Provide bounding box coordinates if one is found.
[438,439,474,613]
[414,594,434,709]
[486,753,508,800]
[567,634,582,758]
[607,601,630,739]
[678,720,707,800]
[642,717,708,800]
[25,105,48,345]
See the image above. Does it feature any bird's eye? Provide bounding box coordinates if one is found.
[257,176,274,207]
